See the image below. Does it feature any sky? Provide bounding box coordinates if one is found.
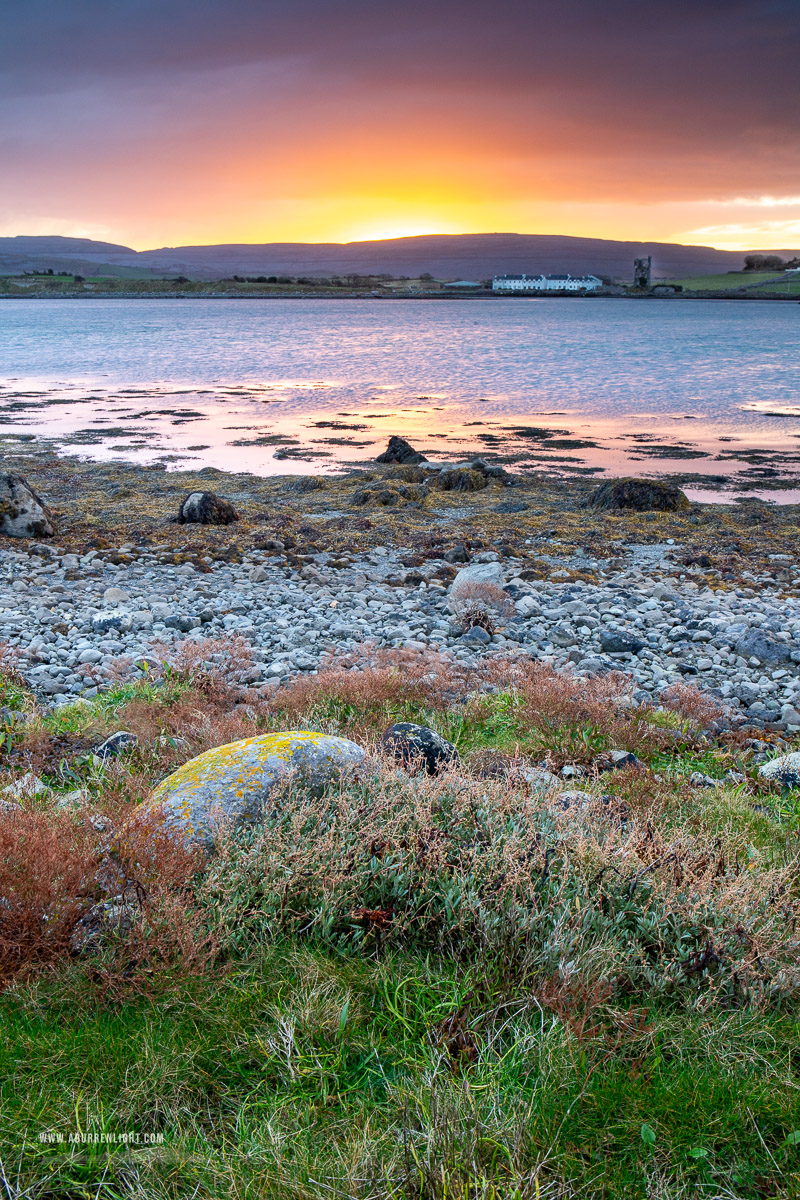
[2,0,799,250]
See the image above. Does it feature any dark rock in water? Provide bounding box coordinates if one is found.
[587,478,689,512]
[94,731,138,761]
[178,491,239,525]
[376,436,427,465]
[734,628,791,665]
[381,722,459,775]
[599,628,646,654]
[0,473,55,538]
[494,501,529,514]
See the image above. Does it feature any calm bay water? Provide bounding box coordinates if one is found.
[2,297,799,495]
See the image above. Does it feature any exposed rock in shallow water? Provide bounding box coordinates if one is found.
[178,491,239,525]
[149,731,366,850]
[587,477,689,512]
[376,436,427,465]
[0,472,55,538]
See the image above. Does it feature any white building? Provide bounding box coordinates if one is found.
[492,273,602,293]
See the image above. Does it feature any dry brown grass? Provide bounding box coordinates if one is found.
[449,581,516,634]
[0,805,99,979]
[271,648,476,736]
[0,785,207,991]
[660,680,725,730]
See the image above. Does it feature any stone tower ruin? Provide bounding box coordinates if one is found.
[633,256,652,289]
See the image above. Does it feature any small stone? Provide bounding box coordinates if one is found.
[164,614,198,633]
[93,732,138,762]
[690,771,719,788]
[91,609,132,633]
[71,895,138,953]
[381,722,458,775]
[449,561,505,605]
[734,629,791,666]
[103,586,130,606]
[460,626,491,645]
[2,772,48,798]
[249,566,269,583]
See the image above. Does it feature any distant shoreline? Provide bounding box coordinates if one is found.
[1,291,798,301]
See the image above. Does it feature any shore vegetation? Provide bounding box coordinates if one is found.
[1,645,799,1199]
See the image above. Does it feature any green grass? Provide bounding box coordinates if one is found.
[2,947,800,1199]
[665,272,788,292]
[3,655,800,1197]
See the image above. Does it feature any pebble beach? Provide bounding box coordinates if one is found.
[3,447,800,733]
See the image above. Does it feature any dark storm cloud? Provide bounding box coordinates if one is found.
[4,0,799,99]
[3,0,798,153]
[1,0,798,245]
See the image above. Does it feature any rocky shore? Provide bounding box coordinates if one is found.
[2,450,799,732]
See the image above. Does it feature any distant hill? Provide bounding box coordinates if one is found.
[2,232,799,282]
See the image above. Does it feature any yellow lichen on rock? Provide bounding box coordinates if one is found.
[147,730,366,850]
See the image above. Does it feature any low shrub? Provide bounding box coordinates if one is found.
[199,765,800,1009]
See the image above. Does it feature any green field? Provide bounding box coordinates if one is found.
[0,274,383,296]
[666,271,800,294]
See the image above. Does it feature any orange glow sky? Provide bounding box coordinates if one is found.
[2,0,799,251]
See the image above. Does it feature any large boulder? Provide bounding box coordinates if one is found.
[599,628,646,655]
[733,628,791,666]
[178,491,239,525]
[587,478,689,512]
[376,436,427,465]
[0,472,55,538]
[381,723,459,775]
[759,752,800,787]
[149,731,366,850]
